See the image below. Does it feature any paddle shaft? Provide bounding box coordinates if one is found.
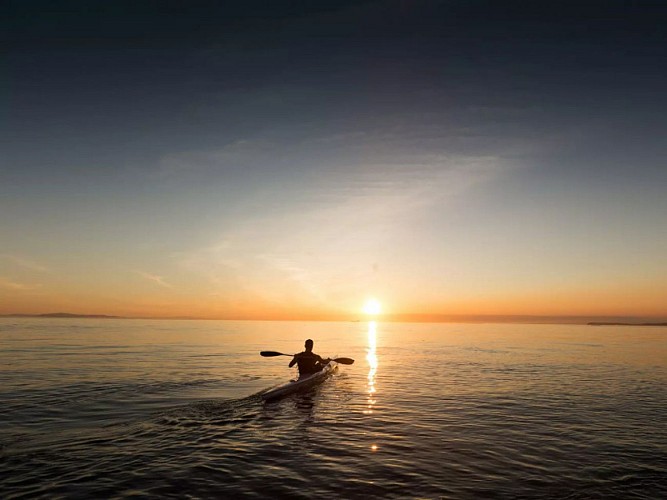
[260,351,354,365]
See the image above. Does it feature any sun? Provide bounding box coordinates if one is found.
[362,298,382,315]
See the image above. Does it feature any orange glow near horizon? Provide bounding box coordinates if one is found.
[1,275,667,321]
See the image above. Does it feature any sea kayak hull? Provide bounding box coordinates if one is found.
[262,361,337,401]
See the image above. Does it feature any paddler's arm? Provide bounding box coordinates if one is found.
[315,354,331,365]
[288,354,299,367]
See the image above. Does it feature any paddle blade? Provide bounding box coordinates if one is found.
[260,351,286,357]
[333,357,354,365]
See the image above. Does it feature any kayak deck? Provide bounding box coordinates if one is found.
[262,361,338,401]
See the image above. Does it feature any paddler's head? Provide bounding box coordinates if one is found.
[304,339,314,352]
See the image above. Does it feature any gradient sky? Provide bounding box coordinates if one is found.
[2,1,666,319]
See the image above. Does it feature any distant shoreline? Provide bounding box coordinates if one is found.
[2,313,123,319]
[1,312,666,325]
[0,313,197,320]
[587,322,667,327]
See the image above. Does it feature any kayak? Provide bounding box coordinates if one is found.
[262,360,338,401]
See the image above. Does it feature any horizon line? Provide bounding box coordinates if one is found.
[1,312,666,325]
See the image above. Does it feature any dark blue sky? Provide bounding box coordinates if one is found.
[4,0,666,172]
[2,1,667,318]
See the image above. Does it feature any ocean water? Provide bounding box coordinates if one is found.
[1,319,666,499]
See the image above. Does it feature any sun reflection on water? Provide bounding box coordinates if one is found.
[365,320,378,415]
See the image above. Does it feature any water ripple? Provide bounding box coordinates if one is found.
[2,320,667,498]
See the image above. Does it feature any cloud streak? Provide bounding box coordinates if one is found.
[135,271,174,289]
[0,254,49,273]
[0,277,42,291]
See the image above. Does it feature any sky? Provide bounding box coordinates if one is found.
[2,0,666,320]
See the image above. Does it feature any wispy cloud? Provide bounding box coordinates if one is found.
[0,277,42,291]
[152,117,529,184]
[135,271,174,289]
[171,148,515,308]
[162,120,524,311]
[155,138,275,179]
[0,254,49,273]
[256,253,331,305]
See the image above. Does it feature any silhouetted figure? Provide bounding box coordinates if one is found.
[289,339,330,376]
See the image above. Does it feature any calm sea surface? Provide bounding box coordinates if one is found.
[1,319,666,499]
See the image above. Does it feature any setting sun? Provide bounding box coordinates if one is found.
[362,298,382,315]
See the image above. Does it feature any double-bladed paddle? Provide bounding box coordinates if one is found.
[260,351,354,365]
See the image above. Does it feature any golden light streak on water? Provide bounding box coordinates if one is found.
[365,320,378,415]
